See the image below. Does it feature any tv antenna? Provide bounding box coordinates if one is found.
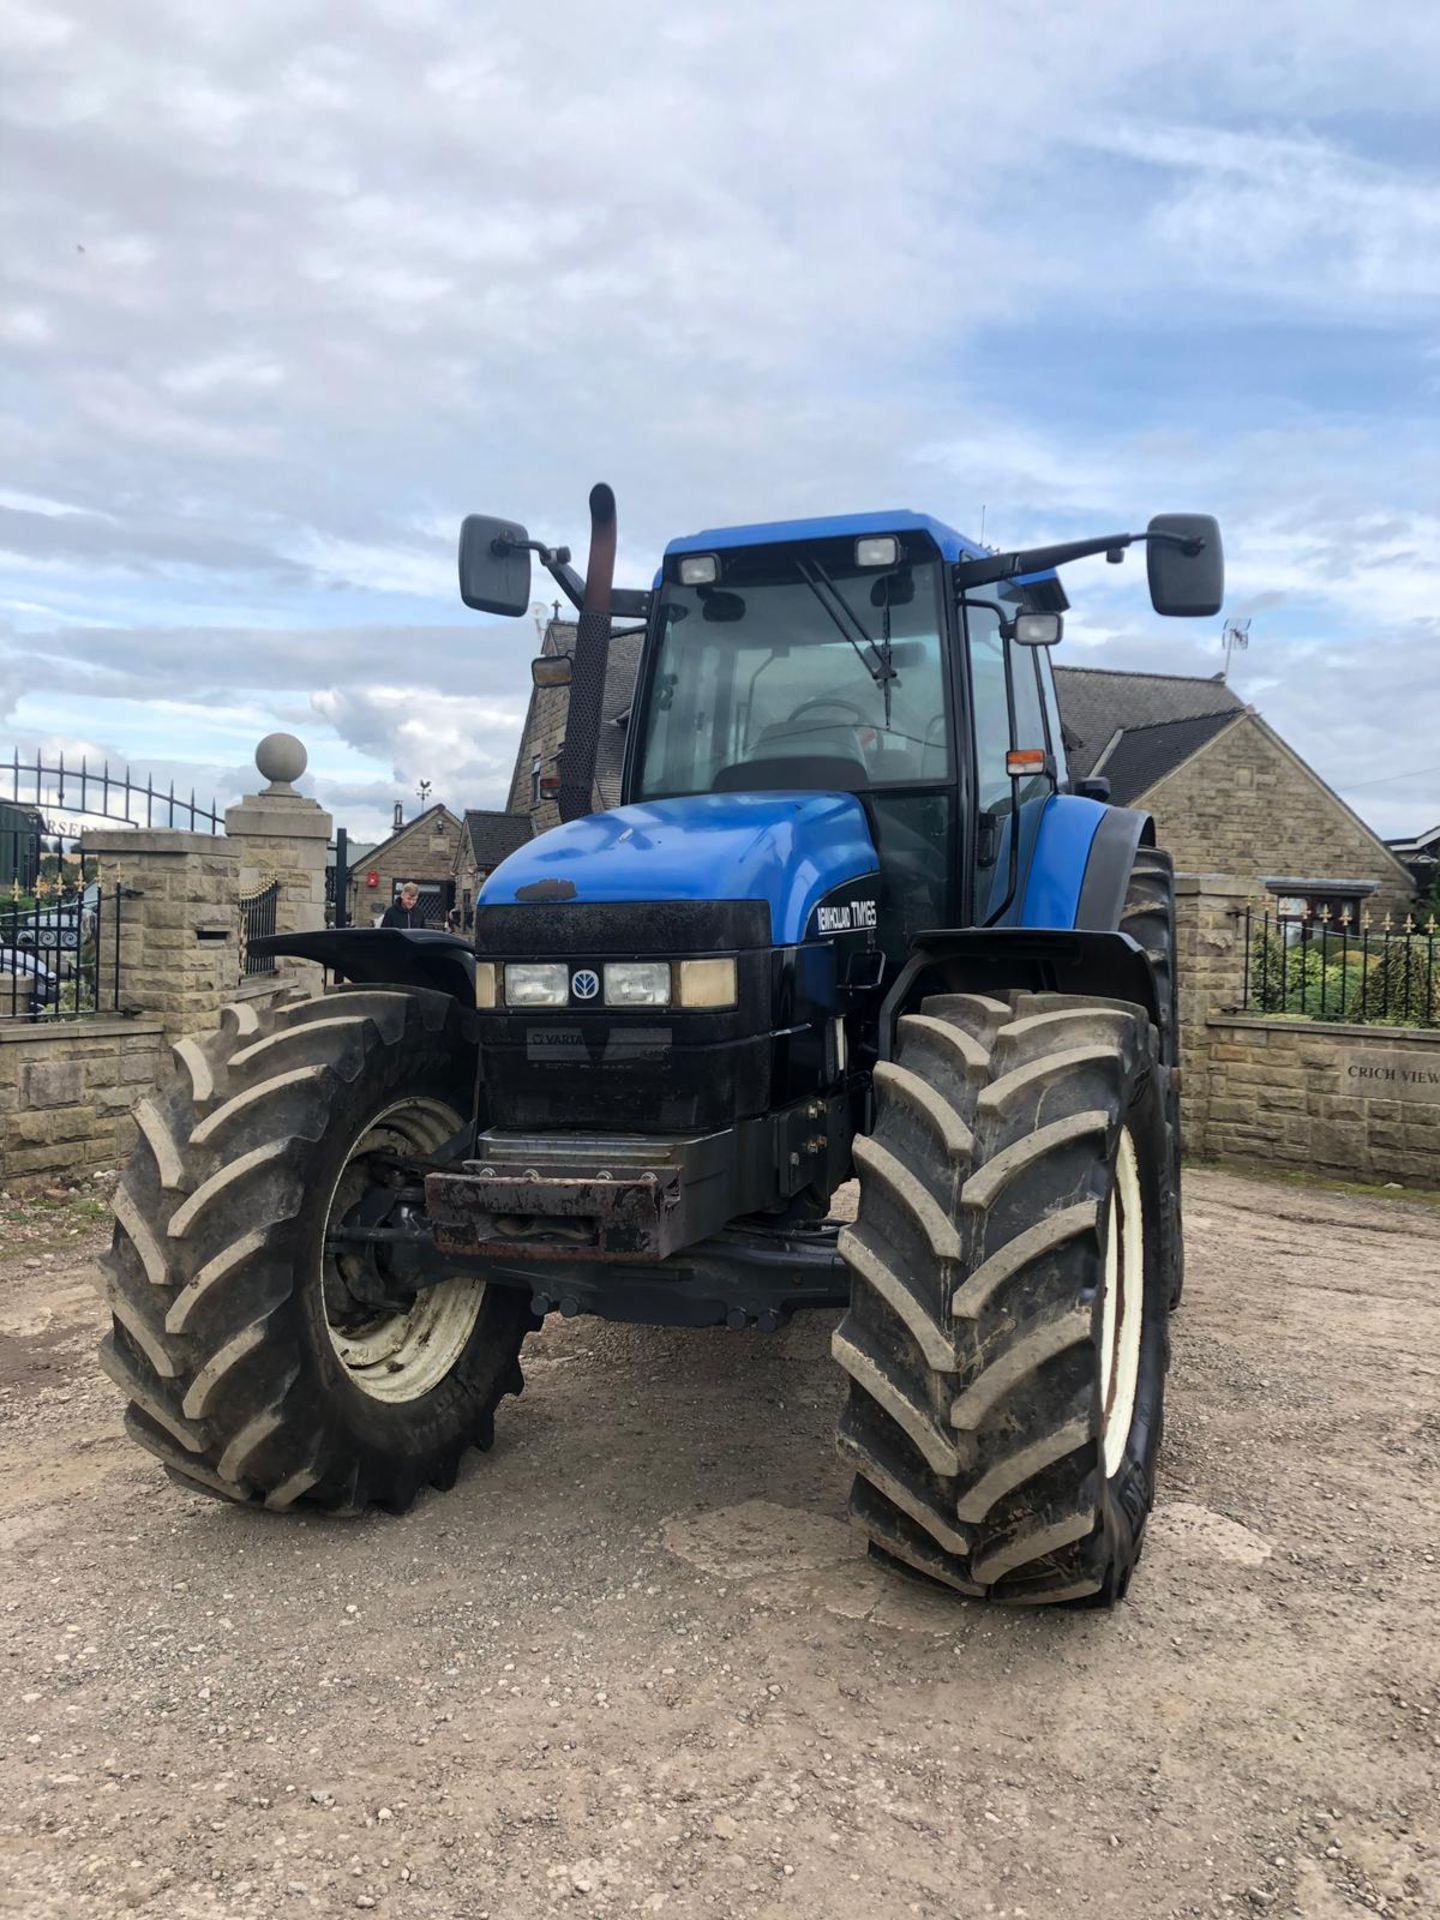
[1221,617,1251,682]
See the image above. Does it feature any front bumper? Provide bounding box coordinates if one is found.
[425,1096,846,1264]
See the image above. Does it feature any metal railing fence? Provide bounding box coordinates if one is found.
[240,879,280,976]
[1239,903,1438,1028]
[0,879,124,1019]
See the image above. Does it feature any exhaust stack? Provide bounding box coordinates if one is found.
[556,483,617,825]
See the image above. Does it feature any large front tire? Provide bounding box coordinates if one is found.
[100,986,533,1513]
[834,989,1170,1605]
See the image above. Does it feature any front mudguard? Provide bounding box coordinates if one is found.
[248,928,477,1005]
[879,926,1162,1061]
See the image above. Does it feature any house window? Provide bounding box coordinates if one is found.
[1266,881,1376,942]
[530,756,541,807]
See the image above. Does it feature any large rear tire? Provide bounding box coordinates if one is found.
[1122,844,1184,1308]
[834,989,1170,1605]
[100,986,533,1513]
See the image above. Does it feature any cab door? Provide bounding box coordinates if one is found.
[963,600,1054,924]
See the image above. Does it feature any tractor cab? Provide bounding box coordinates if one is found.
[631,511,1066,954]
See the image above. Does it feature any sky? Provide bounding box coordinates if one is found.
[1,0,1438,846]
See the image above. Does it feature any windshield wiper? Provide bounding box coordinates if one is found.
[795,558,896,725]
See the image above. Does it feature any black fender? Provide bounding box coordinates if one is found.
[248,928,477,1004]
[1074,804,1154,931]
[879,927,1161,1061]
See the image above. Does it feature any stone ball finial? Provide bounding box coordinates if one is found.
[256,731,307,793]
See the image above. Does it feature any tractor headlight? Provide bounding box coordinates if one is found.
[504,962,570,1006]
[604,961,671,1007]
[474,960,497,1008]
[677,956,737,1008]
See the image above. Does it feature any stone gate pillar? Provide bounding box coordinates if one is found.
[79,829,241,1036]
[223,734,333,969]
[1174,873,1260,1159]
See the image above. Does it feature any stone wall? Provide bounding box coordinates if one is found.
[0,1017,166,1180]
[1176,872,1439,1189]
[1146,715,1414,911]
[0,735,331,1187]
[1199,1017,1440,1186]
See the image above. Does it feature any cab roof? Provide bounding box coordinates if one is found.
[664,508,988,565]
[661,509,1064,603]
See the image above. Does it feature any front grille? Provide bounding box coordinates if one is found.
[474,898,771,957]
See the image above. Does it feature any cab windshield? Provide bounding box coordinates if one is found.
[632,540,950,799]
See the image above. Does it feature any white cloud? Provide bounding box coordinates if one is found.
[1083,120,1440,309]
[311,683,527,812]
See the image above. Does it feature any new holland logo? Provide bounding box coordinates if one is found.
[816,898,878,935]
[571,968,600,1001]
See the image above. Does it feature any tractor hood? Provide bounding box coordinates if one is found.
[477,791,878,945]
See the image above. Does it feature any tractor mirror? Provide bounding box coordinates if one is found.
[1009,612,1062,647]
[699,589,747,623]
[531,654,572,688]
[458,514,532,616]
[1147,513,1224,618]
[870,570,915,608]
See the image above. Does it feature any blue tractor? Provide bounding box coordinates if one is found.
[101,487,1221,1606]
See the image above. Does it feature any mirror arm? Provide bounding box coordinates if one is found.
[504,539,650,620]
[954,526,1207,591]
[539,550,587,612]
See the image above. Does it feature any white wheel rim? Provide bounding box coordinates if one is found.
[1099,1126,1144,1478]
[322,1097,487,1404]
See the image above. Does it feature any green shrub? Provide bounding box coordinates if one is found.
[1345,938,1439,1027]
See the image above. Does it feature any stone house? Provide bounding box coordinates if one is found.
[1055,666,1415,916]
[452,809,533,924]
[1385,823,1440,901]
[345,803,464,926]
[505,619,646,835]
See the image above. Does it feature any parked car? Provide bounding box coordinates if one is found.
[0,947,60,1013]
[1,883,98,954]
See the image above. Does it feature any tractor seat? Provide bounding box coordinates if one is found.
[713,718,870,793]
[712,753,869,793]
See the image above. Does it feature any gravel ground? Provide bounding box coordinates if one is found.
[1,1165,1437,1920]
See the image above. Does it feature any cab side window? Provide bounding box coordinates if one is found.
[1035,648,1069,786]
[966,604,1049,812]
[967,604,1011,811]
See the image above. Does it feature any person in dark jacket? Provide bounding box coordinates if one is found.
[380,882,422,929]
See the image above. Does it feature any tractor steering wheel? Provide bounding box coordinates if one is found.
[784,696,873,730]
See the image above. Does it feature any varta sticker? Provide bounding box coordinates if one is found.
[815,898,878,935]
